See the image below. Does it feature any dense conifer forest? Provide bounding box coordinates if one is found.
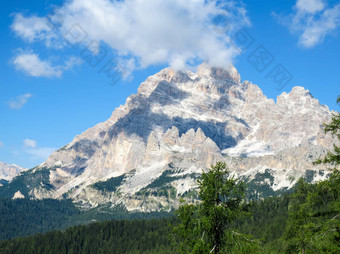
[0,174,338,254]
[0,198,170,241]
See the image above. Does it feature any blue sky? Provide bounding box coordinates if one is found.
[0,0,339,169]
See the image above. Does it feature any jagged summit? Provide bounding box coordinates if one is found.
[289,86,313,96]
[152,62,241,81]
[1,64,334,211]
[277,86,318,107]
[195,62,241,83]
[137,62,241,98]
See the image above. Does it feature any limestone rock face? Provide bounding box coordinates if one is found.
[4,63,336,211]
[0,162,26,185]
[12,191,25,199]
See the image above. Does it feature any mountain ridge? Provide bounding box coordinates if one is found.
[0,63,335,211]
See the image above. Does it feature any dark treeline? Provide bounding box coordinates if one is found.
[0,218,176,254]
[0,198,171,241]
[0,199,80,240]
[0,194,291,254]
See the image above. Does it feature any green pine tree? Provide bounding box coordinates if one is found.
[308,171,340,253]
[312,95,340,252]
[283,179,316,254]
[172,162,259,254]
[314,95,340,168]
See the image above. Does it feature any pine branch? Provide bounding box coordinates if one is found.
[314,228,337,239]
[231,230,259,243]
[209,244,216,253]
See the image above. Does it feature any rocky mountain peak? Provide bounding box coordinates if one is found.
[9,64,335,211]
[277,86,313,100]
[276,86,324,111]
[290,86,313,96]
[195,62,241,83]
[137,63,241,98]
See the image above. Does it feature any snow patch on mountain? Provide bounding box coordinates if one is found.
[223,140,274,157]
[0,162,26,182]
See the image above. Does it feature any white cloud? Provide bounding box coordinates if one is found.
[12,0,250,71]
[7,93,32,109]
[11,13,59,47]
[13,53,62,77]
[63,56,83,70]
[13,52,82,78]
[296,0,325,14]
[22,139,56,160]
[25,147,56,160]
[0,141,4,148]
[276,0,340,48]
[23,139,37,148]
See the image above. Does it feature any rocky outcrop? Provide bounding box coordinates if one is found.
[2,63,336,211]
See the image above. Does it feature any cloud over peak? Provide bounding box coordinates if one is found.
[11,0,250,72]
